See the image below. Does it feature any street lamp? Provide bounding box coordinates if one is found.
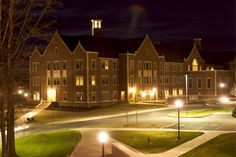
[219,96,229,104]
[175,99,183,141]
[219,83,225,88]
[98,132,109,157]
[18,89,23,95]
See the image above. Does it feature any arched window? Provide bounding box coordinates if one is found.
[192,58,198,71]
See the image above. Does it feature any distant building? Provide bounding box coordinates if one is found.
[29,19,235,108]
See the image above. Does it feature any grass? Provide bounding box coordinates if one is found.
[34,104,161,123]
[181,133,236,157]
[0,130,81,157]
[168,108,233,118]
[110,130,203,153]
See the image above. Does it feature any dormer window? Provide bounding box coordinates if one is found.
[192,58,198,71]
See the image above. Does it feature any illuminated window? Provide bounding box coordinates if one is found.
[101,60,109,70]
[76,76,84,86]
[192,58,198,71]
[164,89,169,98]
[179,89,183,95]
[173,89,177,96]
[33,91,40,100]
[91,75,96,86]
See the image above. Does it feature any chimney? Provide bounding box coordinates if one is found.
[91,19,103,36]
[193,38,202,50]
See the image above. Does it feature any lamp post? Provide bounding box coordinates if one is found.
[185,74,188,114]
[175,99,183,141]
[24,92,29,112]
[98,132,109,157]
[152,88,157,108]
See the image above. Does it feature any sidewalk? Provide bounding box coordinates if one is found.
[70,128,115,157]
[49,106,175,125]
[70,128,232,157]
[146,131,224,157]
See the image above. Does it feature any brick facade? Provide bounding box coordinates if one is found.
[29,32,235,108]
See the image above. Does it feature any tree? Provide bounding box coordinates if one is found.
[0,0,61,156]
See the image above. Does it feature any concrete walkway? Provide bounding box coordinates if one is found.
[70,128,115,157]
[146,131,224,157]
[70,128,233,157]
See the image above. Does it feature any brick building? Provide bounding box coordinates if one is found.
[29,19,235,108]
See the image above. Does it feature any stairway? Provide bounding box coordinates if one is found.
[15,99,50,125]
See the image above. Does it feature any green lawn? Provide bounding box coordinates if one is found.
[110,130,203,153]
[181,133,236,157]
[34,104,160,123]
[0,130,81,157]
[168,108,233,118]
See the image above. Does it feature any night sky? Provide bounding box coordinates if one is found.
[57,0,236,51]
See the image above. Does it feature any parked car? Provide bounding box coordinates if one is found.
[232,107,236,117]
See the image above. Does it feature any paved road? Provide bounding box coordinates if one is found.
[17,105,236,137]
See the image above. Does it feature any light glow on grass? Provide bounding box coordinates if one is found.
[181,133,236,157]
[0,130,81,157]
[110,131,203,153]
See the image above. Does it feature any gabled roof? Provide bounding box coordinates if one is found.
[60,35,145,58]
[154,43,191,62]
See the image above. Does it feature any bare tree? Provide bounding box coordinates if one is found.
[0,0,61,156]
